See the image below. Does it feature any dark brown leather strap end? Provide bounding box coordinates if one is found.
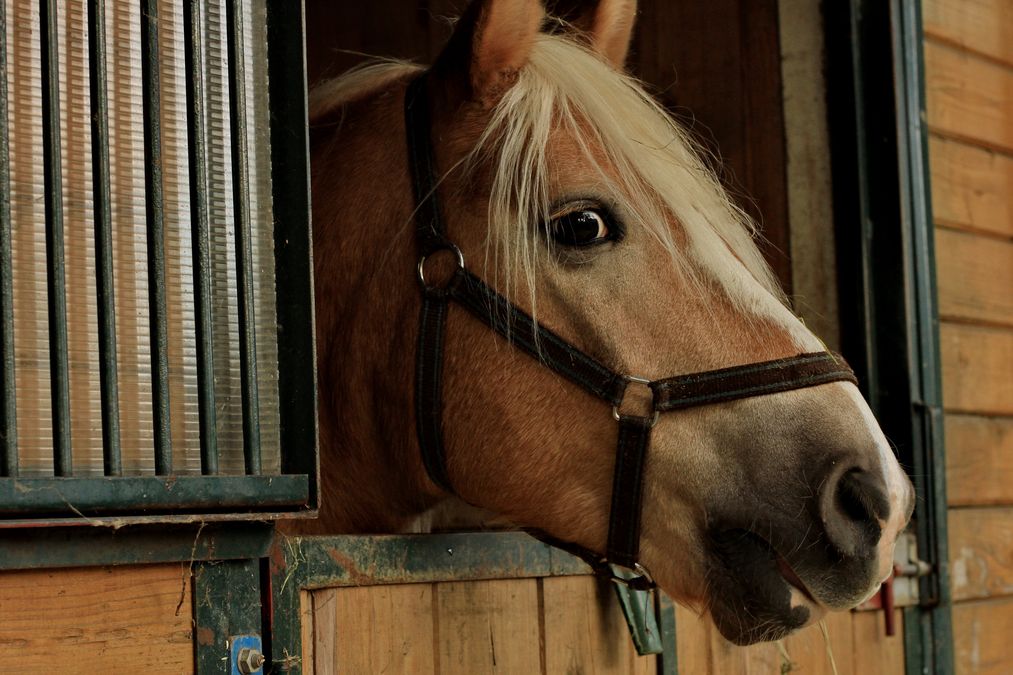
[606,415,653,568]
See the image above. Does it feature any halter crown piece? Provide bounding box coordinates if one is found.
[405,73,857,590]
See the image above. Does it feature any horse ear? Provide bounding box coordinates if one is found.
[570,0,637,68]
[433,0,545,106]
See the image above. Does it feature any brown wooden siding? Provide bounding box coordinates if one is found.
[0,564,193,673]
[674,605,904,674]
[953,598,1013,675]
[302,575,904,675]
[304,576,655,675]
[923,0,1013,672]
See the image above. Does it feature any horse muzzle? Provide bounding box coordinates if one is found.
[700,456,912,645]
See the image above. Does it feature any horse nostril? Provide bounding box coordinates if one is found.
[837,469,883,524]
[822,468,890,556]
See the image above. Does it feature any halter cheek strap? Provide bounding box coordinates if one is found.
[404,72,857,587]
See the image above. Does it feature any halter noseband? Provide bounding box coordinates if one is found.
[404,73,856,589]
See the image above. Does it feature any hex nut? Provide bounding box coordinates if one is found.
[237,647,266,674]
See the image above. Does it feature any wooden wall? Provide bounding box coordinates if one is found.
[302,575,904,675]
[304,575,655,674]
[674,606,904,675]
[922,1,1013,673]
[0,564,193,673]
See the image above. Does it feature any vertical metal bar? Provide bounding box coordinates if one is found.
[194,557,263,674]
[88,0,122,476]
[140,0,172,475]
[40,0,72,475]
[266,0,317,501]
[0,0,17,476]
[894,0,954,672]
[184,0,218,474]
[225,0,260,475]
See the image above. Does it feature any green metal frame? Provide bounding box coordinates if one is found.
[0,0,317,524]
[824,0,954,672]
[195,557,265,674]
[891,2,953,672]
[0,522,273,571]
[267,531,678,674]
[0,475,307,517]
[266,0,318,507]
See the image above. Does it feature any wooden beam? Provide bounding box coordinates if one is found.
[936,228,1013,328]
[954,598,1013,675]
[923,0,1013,68]
[925,40,1013,155]
[542,576,656,674]
[314,584,436,674]
[946,413,1013,506]
[435,578,542,674]
[851,610,906,674]
[929,136,1013,239]
[940,323,1013,415]
[949,507,1013,602]
[0,564,193,672]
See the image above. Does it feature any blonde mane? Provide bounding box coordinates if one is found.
[311,32,798,333]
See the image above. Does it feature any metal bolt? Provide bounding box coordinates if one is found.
[237,647,266,674]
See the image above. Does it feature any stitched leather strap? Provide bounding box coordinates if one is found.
[607,416,653,568]
[405,73,448,254]
[450,269,627,405]
[415,292,453,492]
[406,72,456,494]
[652,351,856,411]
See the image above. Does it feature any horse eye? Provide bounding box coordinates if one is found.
[549,209,613,247]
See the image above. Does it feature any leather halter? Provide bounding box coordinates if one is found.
[405,73,857,588]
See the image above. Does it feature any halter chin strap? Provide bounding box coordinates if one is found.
[404,72,857,586]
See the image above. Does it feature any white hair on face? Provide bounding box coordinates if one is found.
[473,35,823,349]
[310,35,822,350]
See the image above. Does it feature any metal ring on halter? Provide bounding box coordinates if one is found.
[612,374,660,427]
[417,243,465,290]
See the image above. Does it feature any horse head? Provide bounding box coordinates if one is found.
[306,0,914,645]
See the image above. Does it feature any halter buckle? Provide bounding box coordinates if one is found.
[417,243,465,291]
[613,375,660,427]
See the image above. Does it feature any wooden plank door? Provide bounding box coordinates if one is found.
[305,576,656,675]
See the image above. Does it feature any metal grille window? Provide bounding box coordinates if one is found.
[0,0,315,520]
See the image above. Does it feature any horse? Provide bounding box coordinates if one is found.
[297,0,914,645]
